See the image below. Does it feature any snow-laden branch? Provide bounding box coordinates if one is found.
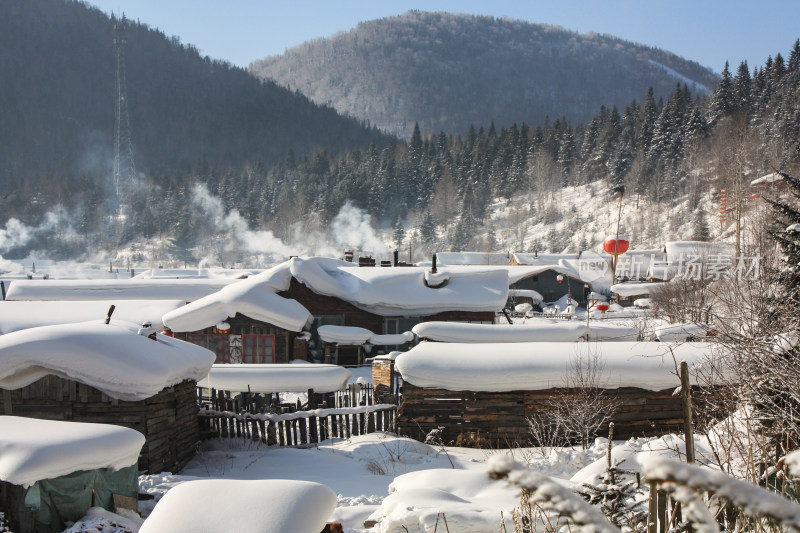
[643,457,800,530]
[487,455,620,533]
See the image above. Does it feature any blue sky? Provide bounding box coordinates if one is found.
[87,1,799,73]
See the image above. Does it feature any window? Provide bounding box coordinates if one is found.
[382,317,421,352]
[242,334,275,364]
[184,333,274,364]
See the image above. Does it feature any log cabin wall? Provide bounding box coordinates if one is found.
[0,377,199,474]
[397,383,714,447]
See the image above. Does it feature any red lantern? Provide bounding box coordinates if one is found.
[596,302,610,313]
[556,274,564,283]
[603,235,630,255]
[215,322,231,334]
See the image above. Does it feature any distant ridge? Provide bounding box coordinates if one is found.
[251,11,719,137]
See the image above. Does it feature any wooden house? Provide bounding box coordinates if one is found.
[393,341,721,446]
[0,320,216,474]
[164,257,503,364]
[0,417,144,533]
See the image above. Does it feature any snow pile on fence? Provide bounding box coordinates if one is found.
[0,300,185,335]
[0,320,216,401]
[139,479,336,533]
[0,417,145,487]
[198,363,352,393]
[395,341,716,392]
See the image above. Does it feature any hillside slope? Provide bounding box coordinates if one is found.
[251,11,719,138]
[0,0,388,189]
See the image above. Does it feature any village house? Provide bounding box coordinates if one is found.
[0,320,215,474]
[392,340,719,446]
[163,256,508,364]
[0,417,145,533]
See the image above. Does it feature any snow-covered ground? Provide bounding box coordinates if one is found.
[77,431,708,533]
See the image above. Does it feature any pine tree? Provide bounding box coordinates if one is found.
[419,211,438,248]
[393,217,406,249]
[691,208,711,241]
[766,172,800,297]
[709,61,736,124]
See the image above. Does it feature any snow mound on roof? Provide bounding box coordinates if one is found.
[412,320,587,343]
[139,479,336,533]
[5,278,234,301]
[290,257,509,315]
[198,364,351,393]
[372,469,519,533]
[0,417,145,487]
[0,320,216,401]
[654,322,709,341]
[0,300,185,335]
[611,282,668,297]
[163,261,310,333]
[395,342,715,391]
[318,325,414,346]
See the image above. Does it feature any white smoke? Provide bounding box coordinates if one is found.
[0,207,81,275]
[188,184,390,267]
[0,218,34,251]
[330,202,390,255]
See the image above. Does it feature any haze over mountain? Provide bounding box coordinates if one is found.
[0,0,387,196]
[250,11,719,138]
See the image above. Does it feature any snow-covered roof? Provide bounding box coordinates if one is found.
[139,479,336,533]
[611,281,668,298]
[511,253,580,265]
[412,320,639,343]
[4,278,235,301]
[197,363,351,393]
[0,416,145,487]
[434,252,513,266]
[132,268,259,279]
[0,300,185,335]
[163,257,511,333]
[750,172,783,186]
[508,289,544,303]
[412,320,587,343]
[664,241,733,261]
[394,341,715,391]
[163,262,311,333]
[654,322,709,342]
[0,320,216,401]
[317,325,414,346]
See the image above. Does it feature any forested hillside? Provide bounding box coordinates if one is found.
[251,11,719,138]
[0,0,387,217]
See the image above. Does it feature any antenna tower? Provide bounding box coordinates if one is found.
[113,20,136,202]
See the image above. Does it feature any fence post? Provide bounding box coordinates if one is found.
[680,361,695,464]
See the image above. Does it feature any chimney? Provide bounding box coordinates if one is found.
[0,280,5,301]
[431,254,437,274]
[393,249,399,267]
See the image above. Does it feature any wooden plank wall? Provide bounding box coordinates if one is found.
[0,377,199,474]
[397,383,709,447]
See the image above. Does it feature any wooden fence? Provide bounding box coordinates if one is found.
[197,382,380,415]
[198,404,397,446]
